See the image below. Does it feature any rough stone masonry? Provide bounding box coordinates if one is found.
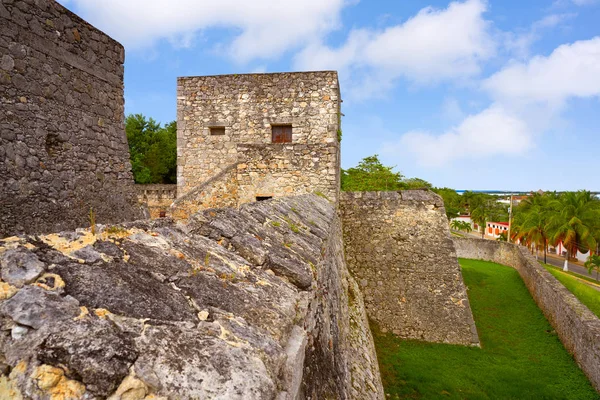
[0,0,145,237]
[0,195,384,400]
[340,191,479,345]
[176,72,341,207]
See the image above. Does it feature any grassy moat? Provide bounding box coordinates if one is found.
[373,259,599,399]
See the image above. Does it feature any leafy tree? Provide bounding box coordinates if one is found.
[341,155,438,194]
[460,221,473,233]
[341,155,405,191]
[497,231,508,242]
[433,188,463,219]
[404,178,432,190]
[470,194,509,239]
[585,254,600,281]
[547,191,600,271]
[450,220,473,233]
[126,114,177,184]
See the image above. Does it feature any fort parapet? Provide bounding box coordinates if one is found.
[0,0,144,237]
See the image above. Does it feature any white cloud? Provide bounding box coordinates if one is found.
[503,13,576,59]
[551,0,598,8]
[294,0,495,90]
[62,0,346,61]
[391,36,600,168]
[484,37,600,105]
[385,105,532,167]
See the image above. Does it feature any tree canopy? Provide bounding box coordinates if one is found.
[126,114,177,184]
[512,191,600,268]
[341,155,432,192]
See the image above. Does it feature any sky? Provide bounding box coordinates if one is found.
[57,0,600,191]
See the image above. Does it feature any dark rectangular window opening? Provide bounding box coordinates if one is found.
[210,127,225,135]
[256,196,273,202]
[271,125,292,143]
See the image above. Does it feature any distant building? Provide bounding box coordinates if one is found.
[551,241,591,263]
[485,221,509,239]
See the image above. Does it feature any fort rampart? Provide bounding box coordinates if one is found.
[340,191,479,345]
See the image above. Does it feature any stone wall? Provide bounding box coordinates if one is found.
[135,184,177,219]
[0,0,144,237]
[177,71,341,204]
[0,194,383,399]
[340,190,479,346]
[237,143,339,205]
[453,237,600,391]
[169,163,239,221]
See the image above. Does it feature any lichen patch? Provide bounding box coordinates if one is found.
[0,281,19,300]
[31,364,86,400]
[35,273,65,292]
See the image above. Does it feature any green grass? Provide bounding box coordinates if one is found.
[543,265,600,318]
[542,262,600,285]
[373,258,599,399]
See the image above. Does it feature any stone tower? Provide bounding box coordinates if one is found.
[176,72,341,207]
[0,0,145,237]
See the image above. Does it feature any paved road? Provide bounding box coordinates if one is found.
[540,254,596,279]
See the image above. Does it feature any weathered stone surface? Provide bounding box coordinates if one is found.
[340,190,479,345]
[175,72,341,208]
[1,286,80,329]
[0,247,45,287]
[0,195,384,399]
[0,0,145,238]
[453,237,600,392]
[38,318,138,396]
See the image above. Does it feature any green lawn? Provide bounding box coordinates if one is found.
[373,258,599,399]
[544,265,600,318]
[543,262,600,285]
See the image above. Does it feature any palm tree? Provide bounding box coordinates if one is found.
[513,193,551,263]
[585,254,600,281]
[546,191,600,271]
[450,220,462,231]
[471,196,493,239]
[460,221,473,233]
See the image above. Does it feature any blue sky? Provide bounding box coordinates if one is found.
[57,0,600,191]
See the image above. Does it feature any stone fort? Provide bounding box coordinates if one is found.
[1,1,598,399]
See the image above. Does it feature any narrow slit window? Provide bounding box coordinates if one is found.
[256,196,273,202]
[271,125,292,143]
[210,127,225,135]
